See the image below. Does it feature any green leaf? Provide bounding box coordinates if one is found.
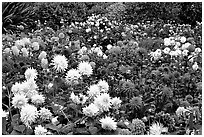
[12,114,20,122]
[10,130,22,135]
[2,117,7,134]
[13,125,26,133]
[88,126,98,135]
[45,123,59,131]
[25,127,33,135]
[59,123,74,134]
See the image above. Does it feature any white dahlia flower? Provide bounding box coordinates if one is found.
[24,68,38,80]
[97,80,109,93]
[82,103,99,117]
[65,69,81,84]
[111,97,122,108]
[94,93,112,112]
[87,84,101,97]
[70,92,80,104]
[31,94,45,105]
[11,82,24,95]
[39,107,52,121]
[34,125,48,135]
[78,61,93,76]
[163,47,171,54]
[100,116,117,130]
[12,94,28,109]
[149,122,168,135]
[20,104,38,128]
[52,55,68,72]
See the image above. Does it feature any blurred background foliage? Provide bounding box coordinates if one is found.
[2,2,202,34]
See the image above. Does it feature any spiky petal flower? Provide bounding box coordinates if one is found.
[87,84,101,97]
[52,55,68,72]
[149,122,168,135]
[11,82,24,95]
[94,93,112,112]
[34,125,48,135]
[12,94,28,109]
[78,61,93,76]
[111,97,122,109]
[97,80,109,93]
[31,94,45,105]
[100,116,117,130]
[39,107,52,121]
[20,104,38,128]
[24,68,38,80]
[65,69,81,85]
[82,103,99,117]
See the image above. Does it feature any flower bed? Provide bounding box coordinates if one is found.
[2,14,202,135]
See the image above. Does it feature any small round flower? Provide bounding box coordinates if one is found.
[176,107,188,117]
[195,47,201,54]
[39,107,52,121]
[130,118,146,135]
[78,61,93,76]
[97,80,109,93]
[41,58,48,69]
[15,40,25,49]
[180,36,186,43]
[22,37,31,45]
[34,125,48,135]
[181,42,191,50]
[103,54,108,59]
[192,62,199,70]
[149,122,168,135]
[65,69,81,85]
[118,128,132,135]
[82,103,99,117]
[94,93,112,112]
[21,48,29,57]
[111,97,122,108]
[52,54,68,72]
[107,44,112,50]
[32,42,40,51]
[38,51,47,60]
[100,116,117,130]
[97,50,103,57]
[12,94,28,109]
[11,46,20,56]
[20,104,38,127]
[3,48,11,55]
[87,84,101,97]
[24,68,38,80]
[58,32,65,38]
[31,94,45,105]
[164,38,171,46]
[163,47,171,54]
[52,116,59,125]
[182,49,189,56]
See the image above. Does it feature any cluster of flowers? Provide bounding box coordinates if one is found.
[10,68,54,135]
[70,79,122,131]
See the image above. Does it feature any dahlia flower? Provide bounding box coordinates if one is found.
[100,116,117,130]
[111,97,122,108]
[82,103,99,117]
[97,80,109,93]
[39,107,52,121]
[20,104,38,128]
[34,125,48,135]
[51,54,68,72]
[11,82,24,95]
[149,122,168,135]
[31,94,45,105]
[94,93,112,112]
[195,47,201,54]
[180,36,186,43]
[12,94,28,109]
[163,47,171,54]
[11,46,20,56]
[87,84,101,97]
[65,69,81,85]
[192,62,199,70]
[70,92,80,104]
[78,61,93,76]
[21,48,29,57]
[38,51,47,60]
[24,68,38,80]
